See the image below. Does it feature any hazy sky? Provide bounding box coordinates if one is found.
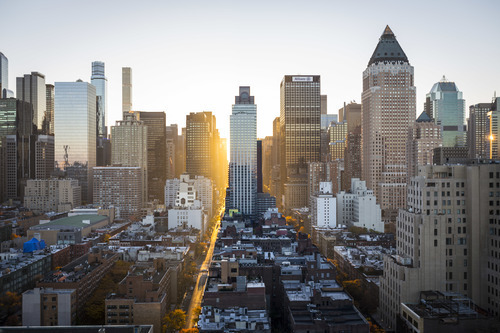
[1,0,499,139]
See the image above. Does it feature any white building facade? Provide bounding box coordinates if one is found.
[311,182,336,228]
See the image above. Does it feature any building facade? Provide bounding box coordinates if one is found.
[228,86,257,216]
[91,61,108,138]
[93,166,143,219]
[23,288,77,326]
[17,71,46,133]
[122,67,132,117]
[24,178,81,214]
[361,26,416,222]
[54,81,97,203]
[424,76,466,147]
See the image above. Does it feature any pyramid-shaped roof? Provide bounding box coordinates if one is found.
[416,111,432,123]
[368,25,409,66]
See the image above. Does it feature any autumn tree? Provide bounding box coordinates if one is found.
[192,306,201,325]
[0,291,21,326]
[180,329,199,333]
[163,309,187,333]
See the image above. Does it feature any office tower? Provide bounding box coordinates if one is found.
[321,95,327,115]
[166,124,178,180]
[54,80,97,203]
[111,114,148,203]
[91,61,108,138]
[35,135,54,179]
[45,84,54,134]
[0,98,34,202]
[379,164,500,329]
[340,102,362,190]
[468,103,491,159]
[216,136,228,190]
[93,166,142,219]
[0,52,14,98]
[406,112,442,181]
[186,111,215,179]
[280,75,321,212]
[336,178,384,232]
[361,26,416,221]
[328,121,347,160]
[17,72,47,133]
[320,113,337,162]
[176,128,186,178]
[122,67,132,117]
[132,111,166,203]
[270,117,282,203]
[257,140,263,193]
[487,97,500,159]
[425,76,466,147]
[227,87,257,215]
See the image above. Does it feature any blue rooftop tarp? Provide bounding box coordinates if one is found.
[23,237,46,253]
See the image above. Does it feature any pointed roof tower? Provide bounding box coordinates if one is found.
[416,111,432,122]
[368,25,409,66]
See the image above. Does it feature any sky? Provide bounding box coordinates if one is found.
[1,0,499,140]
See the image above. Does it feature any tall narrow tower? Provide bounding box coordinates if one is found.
[361,26,416,221]
[122,67,132,118]
[16,72,46,133]
[228,86,257,216]
[91,61,108,138]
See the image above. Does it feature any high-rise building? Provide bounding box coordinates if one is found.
[361,26,416,221]
[111,114,148,203]
[0,98,34,202]
[54,80,97,203]
[228,86,257,216]
[328,121,347,160]
[122,67,132,117]
[45,84,54,135]
[487,97,500,159]
[379,164,500,329]
[340,102,362,191]
[425,76,466,147]
[133,111,166,203]
[321,95,327,115]
[0,52,12,98]
[310,182,336,228]
[91,61,108,138]
[406,111,442,181]
[93,166,142,219]
[166,124,178,180]
[468,103,491,159]
[17,72,47,133]
[186,111,215,179]
[269,117,282,204]
[280,75,321,212]
[35,135,54,179]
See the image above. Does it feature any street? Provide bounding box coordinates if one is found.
[184,206,222,328]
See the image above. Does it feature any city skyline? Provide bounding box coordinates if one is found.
[1,1,499,139]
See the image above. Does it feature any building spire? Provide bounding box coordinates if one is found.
[383,25,394,37]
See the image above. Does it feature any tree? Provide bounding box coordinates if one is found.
[163,309,187,333]
[192,306,201,325]
[180,329,199,333]
[0,291,21,326]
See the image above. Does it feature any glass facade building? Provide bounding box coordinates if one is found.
[54,81,96,203]
[122,67,132,118]
[228,86,257,216]
[0,52,8,97]
[91,61,108,138]
[425,77,466,147]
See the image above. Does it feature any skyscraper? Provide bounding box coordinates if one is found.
[361,26,416,221]
[54,80,96,203]
[132,111,166,203]
[0,52,9,97]
[186,111,215,179]
[122,67,132,117]
[91,61,108,138]
[17,72,47,133]
[45,84,54,135]
[280,75,321,212]
[0,98,33,202]
[111,114,148,203]
[228,86,257,216]
[468,103,491,159]
[425,76,466,147]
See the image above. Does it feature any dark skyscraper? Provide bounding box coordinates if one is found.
[257,140,263,193]
[186,111,215,179]
[133,111,167,204]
